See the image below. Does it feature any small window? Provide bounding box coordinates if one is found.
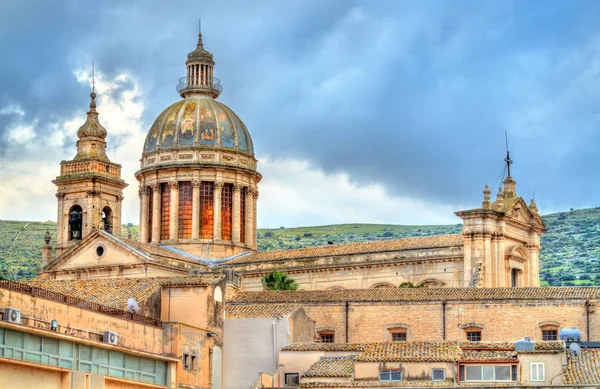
[542,329,557,341]
[392,332,407,342]
[466,330,482,342]
[380,369,402,382]
[511,268,519,287]
[432,368,446,381]
[183,353,190,370]
[285,373,299,386]
[530,362,545,382]
[320,333,334,343]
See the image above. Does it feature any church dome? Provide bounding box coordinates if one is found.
[143,96,254,156]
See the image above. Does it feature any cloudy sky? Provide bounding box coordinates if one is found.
[1,0,599,228]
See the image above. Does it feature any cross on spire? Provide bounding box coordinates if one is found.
[504,130,512,177]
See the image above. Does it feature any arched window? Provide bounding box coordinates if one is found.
[539,321,560,341]
[221,183,233,240]
[461,323,485,342]
[384,323,411,342]
[102,206,113,234]
[200,182,214,239]
[316,327,335,343]
[371,282,395,289]
[178,181,193,239]
[160,183,171,240]
[68,205,83,241]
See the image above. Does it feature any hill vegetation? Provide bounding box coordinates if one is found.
[1,208,600,286]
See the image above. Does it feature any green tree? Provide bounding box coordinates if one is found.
[261,272,299,291]
[399,282,425,288]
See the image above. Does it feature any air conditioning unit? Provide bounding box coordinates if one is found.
[103,331,119,345]
[4,308,21,324]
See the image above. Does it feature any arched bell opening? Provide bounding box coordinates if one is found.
[68,205,83,241]
[102,206,113,234]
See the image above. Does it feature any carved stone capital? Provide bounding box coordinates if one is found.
[249,188,259,199]
[168,180,179,190]
[232,183,241,192]
[214,181,224,190]
[192,179,201,189]
[86,190,101,197]
[56,192,66,199]
[150,182,160,192]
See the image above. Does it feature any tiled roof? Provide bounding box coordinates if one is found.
[300,381,453,388]
[26,275,222,318]
[303,357,354,378]
[563,349,600,385]
[225,304,301,319]
[355,342,461,363]
[460,350,516,362]
[121,237,209,267]
[282,343,368,352]
[228,287,600,304]
[221,234,464,266]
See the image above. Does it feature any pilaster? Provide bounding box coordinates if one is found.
[191,179,201,240]
[232,183,241,244]
[252,188,258,248]
[169,180,179,240]
[151,183,161,243]
[245,188,253,246]
[213,181,223,241]
[55,192,65,249]
[140,187,149,242]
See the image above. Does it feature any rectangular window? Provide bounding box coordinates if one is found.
[530,362,545,382]
[221,183,233,240]
[511,268,518,287]
[183,353,190,370]
[320,333,334,343]
[285,373,299,387]
[380,369,402,381]
[432,369,445,381]
[542,329,558,341]
[160,183,171,240]
[462,365,516,382]
[392,332,407,342]
[240,186,247,243]
[466,331,481,341]
[199,181,214,239]
[178,181,193,239]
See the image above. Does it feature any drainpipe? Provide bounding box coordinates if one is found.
[586,299,591,342]
[345,301,350,343]
[442,301,447,340]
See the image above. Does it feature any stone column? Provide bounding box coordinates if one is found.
[252,188,259,248]
[140,187,149,242]
[245,189,254,247]
[529,245,540,287]
[115,195,123,237]
[55,192,65,249]
[191,179,201,240]
[232,183,241,244]
[483,233,492,288]
[169,180,179,240]
[151,183,161,243]
[213,181,223,241]
[462,233,472,287]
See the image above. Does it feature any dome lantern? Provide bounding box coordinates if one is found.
[176,30,222,99]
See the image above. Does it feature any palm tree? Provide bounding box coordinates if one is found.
[261,272,299,291]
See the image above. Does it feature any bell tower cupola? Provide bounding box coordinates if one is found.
[52,90,128,258]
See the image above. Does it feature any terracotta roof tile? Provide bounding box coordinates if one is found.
[122,237,209,267]
[283,343,368,352]
[26,275,222,319]
[356,342,461,363]
[221,234,463,265]
[460,350,516,362]
[300,381,454,388]
[563,349,600,385]
[225,304,301,319]
[303,357,354,378]
[229,287,600,304]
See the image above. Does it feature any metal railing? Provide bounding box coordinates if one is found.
[0,280,161,327]
[176,76,223,94]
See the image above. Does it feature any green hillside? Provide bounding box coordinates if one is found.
[1,208,600,286]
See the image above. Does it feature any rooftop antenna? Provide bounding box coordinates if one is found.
[92,61,96,93]
[504,130,512,177]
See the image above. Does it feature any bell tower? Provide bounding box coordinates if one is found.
[52,91,128,257]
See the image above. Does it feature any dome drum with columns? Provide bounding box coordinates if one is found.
[135,31,261,258]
